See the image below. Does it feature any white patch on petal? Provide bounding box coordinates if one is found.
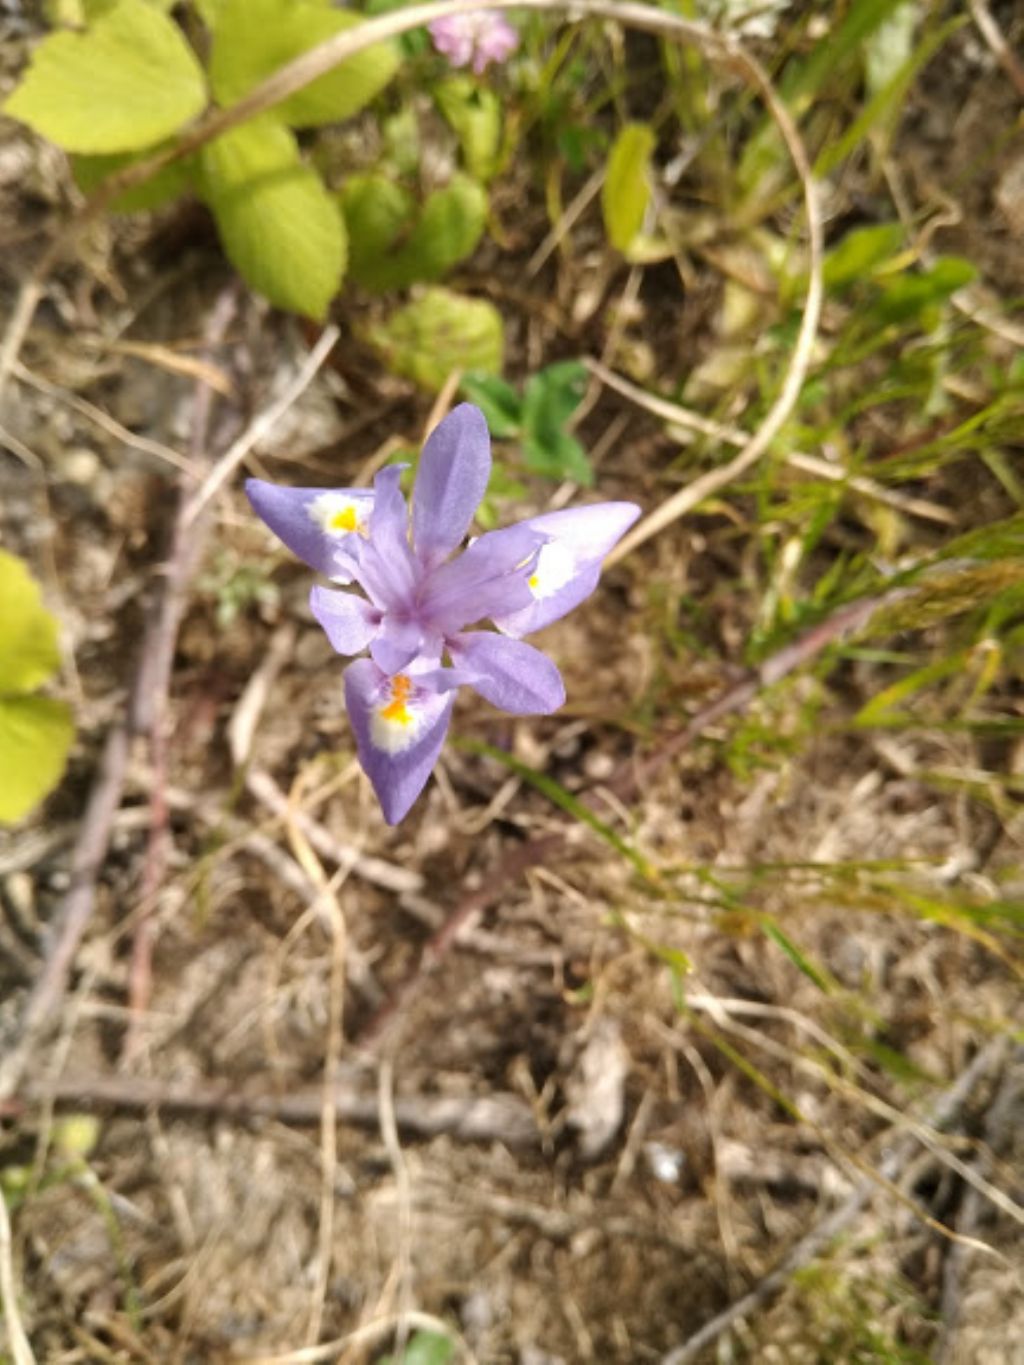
[369,675,431,754]
[309,492,371,538]
[527,540,576,599]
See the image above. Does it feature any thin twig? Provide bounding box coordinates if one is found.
[123,285,239,1063]
[6,1074,539,1147]
[11,361,198,477]
[182,324,340,528]
[0,1187,35,1365]
[968,0,1024,100]
[658,1037,1010,1365]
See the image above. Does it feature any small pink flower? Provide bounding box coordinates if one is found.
[429,11,519,74]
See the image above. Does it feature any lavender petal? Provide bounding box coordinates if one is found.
[491,501,640,637]
[412,404,491,568]
[344,658,454,825]
[309,586,380,656]
[448,632,565,715]
[246,479,373,578]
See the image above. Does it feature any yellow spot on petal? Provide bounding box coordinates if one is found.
[379,674,414,726]
[327,506,359,533]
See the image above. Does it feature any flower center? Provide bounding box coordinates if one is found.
[379,673,413,726]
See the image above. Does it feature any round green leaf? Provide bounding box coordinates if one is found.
[364,287,504,392]
[4,0,207,154]
[199,116,346,319]
[0,550,62,696]
[209,0,399,129]
[0,695,74,824]
[342,174,487,292]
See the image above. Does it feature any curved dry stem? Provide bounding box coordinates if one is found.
[0,1,817,491]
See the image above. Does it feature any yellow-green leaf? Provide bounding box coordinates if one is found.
[209,0,399,129]
[341,174,417,290]
[342,174,487,292]
[0,696,74,824]
[602,122,655,253]
[0,549,62,696]
[72,145,194,212]
[5,0,207,154]
[199,117,346,319]
[364,287,504,392]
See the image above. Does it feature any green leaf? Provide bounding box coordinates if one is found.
[5,0,207,154]
[602,122,655,253]
[824,223,905,290]
[71,146,193,212]
[82,0,176,14]
[401,176,487,283]
[433,78,504,182]
[875,256,976,324]
[0,549,63,696]
[341,174,415,289]
[198,116,346,319]
[378,1329,456,1365]
[459,371,523,437]
[209,0,399,128]
[521,361,592,483]
[341,174,487,292]
[0,696,74,824]
[364,287,504,391]
[523,429,594,486]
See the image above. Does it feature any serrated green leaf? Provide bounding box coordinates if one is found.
[0,550,62,696]
[523,429,594,486]
[5,0,207,154]
[521,361,592,483]
[460,371,522,436]
[209,0,399,128]
[365,287,504,391]
[0,695,74,824]
[523,361,588,433]
[433,77,503,182]
[199,116,346,319]
[72,145,193,212]
[602,122,655,253]
[824,223,905,290]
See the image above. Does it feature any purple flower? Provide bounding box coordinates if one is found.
[247,404,639,823]
[428,11,519,73]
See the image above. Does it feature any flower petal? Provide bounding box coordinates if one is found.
[354,465,419,610]
[490,501,640,637]
[448,632,565,715]
[412,404,491,568]
[309,586,380,656]
[422,521,541,633]
[370,617,426,675]
[344,658,454,824]
[246,479,373,579]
